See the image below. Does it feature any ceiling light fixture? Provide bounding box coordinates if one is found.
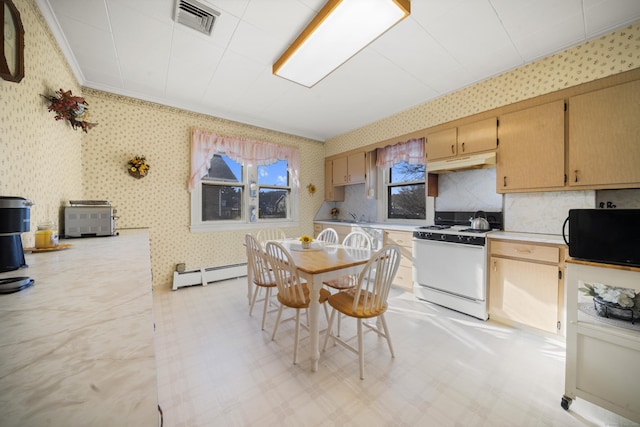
[273,0,410,88]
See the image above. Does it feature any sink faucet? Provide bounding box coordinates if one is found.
[349,212,357,221]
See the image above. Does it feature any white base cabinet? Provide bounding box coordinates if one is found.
[563,260,640,423]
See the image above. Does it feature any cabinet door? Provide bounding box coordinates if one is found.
[497,101,565,192]
[489,257,560,334]
[426,127,457,161]
[332,157,348,186]
[347,152,366,184]
[458,117,497,155]
[569,79,640,187]
[324,160,344,201]
[385,230,413,290]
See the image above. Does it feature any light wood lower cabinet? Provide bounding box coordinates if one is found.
[384,229,413,291]
[489,239,566,335]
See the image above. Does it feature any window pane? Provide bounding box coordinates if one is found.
[258,160,288,186]
[388,184,426,219]
[390,162,425,183]
[202,184,243,220]
[205,154,242,182]
[258,188,288,219]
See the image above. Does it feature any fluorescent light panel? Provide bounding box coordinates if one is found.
[273,0,410,87]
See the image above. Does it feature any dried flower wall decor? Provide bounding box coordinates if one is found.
[128,155,150,179]
[41,88,97,132]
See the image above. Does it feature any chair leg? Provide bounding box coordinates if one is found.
[322,308,337,352]
[293,309,301,365]
[379,314,395,358]
[357,318,364,380]
[260,287,270,331]
[249,285,259,316]
[271,304,284,341]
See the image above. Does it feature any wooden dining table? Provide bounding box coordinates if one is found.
[274,239,373,372]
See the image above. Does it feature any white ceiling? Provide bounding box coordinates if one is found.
[37,0,640,141]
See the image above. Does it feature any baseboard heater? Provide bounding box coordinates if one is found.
[172,263,247,290]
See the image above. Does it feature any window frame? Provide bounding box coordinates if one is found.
[190,155,297,232]
[378,161,427,224]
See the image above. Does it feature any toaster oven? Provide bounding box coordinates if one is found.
[64,201,117,238]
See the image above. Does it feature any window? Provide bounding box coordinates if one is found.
[191,154,293,231]
[385,161,426,220]
[257,160,289,219]
[201,155,244,221]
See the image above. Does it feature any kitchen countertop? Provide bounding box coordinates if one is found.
[314,220,420,232]
[0,229,158,426]
[488,231,567,246]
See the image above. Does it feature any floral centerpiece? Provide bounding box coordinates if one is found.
[330,207,339,220]
[41,88,97,132]
[299,235,313,249]
[580,282,639,322]
[128,155,150,179]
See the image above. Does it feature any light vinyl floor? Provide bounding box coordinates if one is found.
[153,278,638,427]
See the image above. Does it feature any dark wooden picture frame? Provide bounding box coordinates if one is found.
[1,0,25,83]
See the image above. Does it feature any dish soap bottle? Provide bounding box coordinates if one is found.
[35,221,59,249]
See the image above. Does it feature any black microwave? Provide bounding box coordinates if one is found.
[563,209,640,267]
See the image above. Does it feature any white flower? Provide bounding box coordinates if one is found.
[591,283,636,308]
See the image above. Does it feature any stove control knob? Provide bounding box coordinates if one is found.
[440,234,446,241]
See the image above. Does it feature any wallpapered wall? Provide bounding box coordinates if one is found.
[0,0,83,244]
[325,22,640,155]
[80,90,325,288]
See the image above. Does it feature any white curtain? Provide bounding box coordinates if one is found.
[375,137,425,169]
[189,129,300,194]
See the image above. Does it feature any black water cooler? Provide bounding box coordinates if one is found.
[0,196,35,293]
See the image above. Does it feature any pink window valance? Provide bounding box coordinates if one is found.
[189,129,300,192]
[375,138,425,169]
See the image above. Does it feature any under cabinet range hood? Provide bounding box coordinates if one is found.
[427,152,496,174]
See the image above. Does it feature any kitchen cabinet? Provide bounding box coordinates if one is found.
[562,260,640,423]
[568,79,640,188]
[489,239,565,334]
[324,160,344,201]
[497,100,565,192]
[384,229,414,291]
[426,118,497,162]
[332,151,366,186]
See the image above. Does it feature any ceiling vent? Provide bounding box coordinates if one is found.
[174,0,220,36]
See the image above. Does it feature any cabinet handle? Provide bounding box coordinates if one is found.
[451,144,455,154]
[348,174,351,182]
[574,170,579,182]
[503,176,507,187]
[514,248,531,254]
[461,142,465,152]
[344,175,347,182]
[493,260,497,272]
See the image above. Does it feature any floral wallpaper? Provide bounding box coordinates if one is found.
[80,90,324,288]
[326,22,640,156]
[0,0,83,247]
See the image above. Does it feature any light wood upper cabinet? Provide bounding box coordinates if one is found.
[332,151,366,185]
[497,100,565,192]
[426,127,457,161]
[426,118,497,162]
[324,160,344,201]
[458,117,498,155]
[568,79,640,187]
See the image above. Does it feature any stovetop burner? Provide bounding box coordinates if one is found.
[458,228,490,234]
[419,225,452,230]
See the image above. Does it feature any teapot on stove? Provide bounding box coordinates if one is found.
[469,210,490,231]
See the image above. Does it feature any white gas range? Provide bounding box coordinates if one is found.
[412,211,503,320]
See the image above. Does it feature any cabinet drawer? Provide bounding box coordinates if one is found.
[491,240,559,263]
[385,230,413,248]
